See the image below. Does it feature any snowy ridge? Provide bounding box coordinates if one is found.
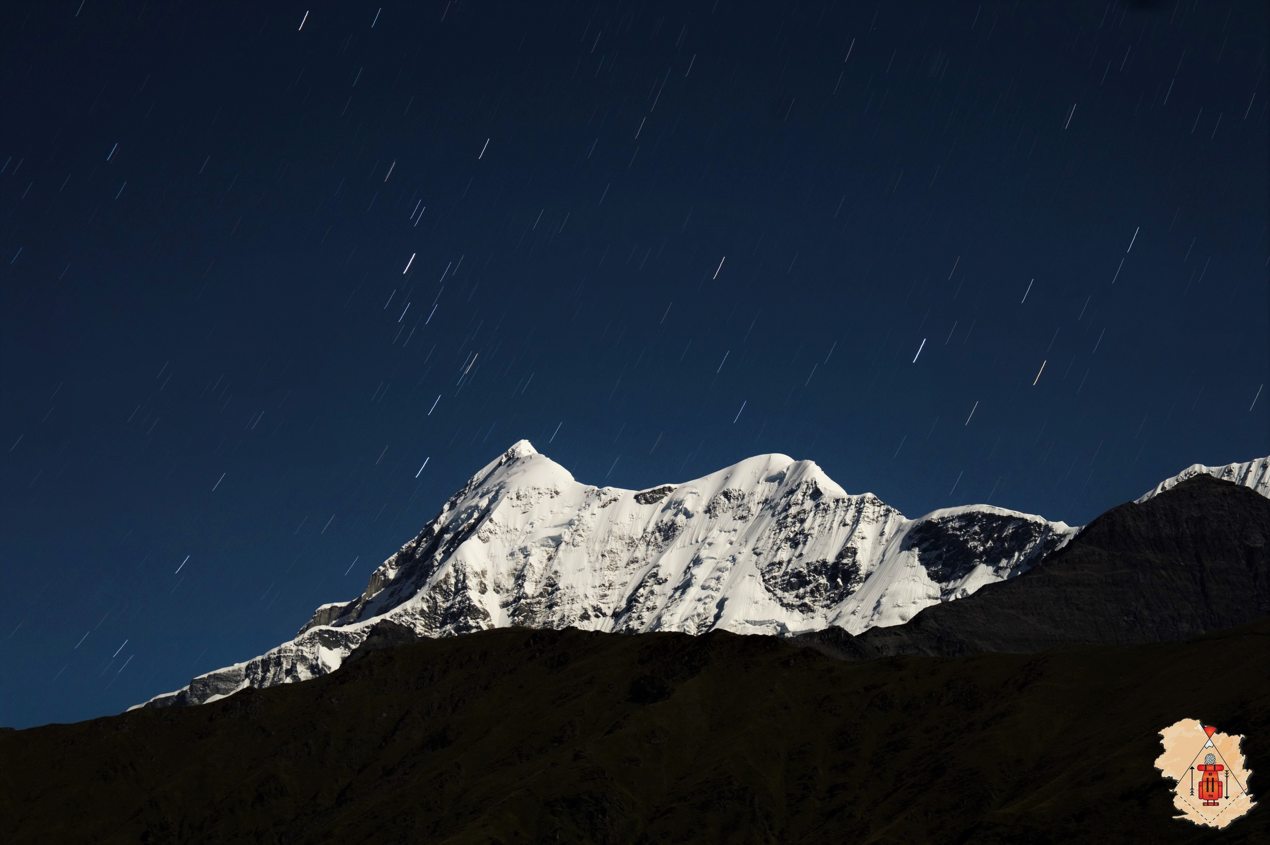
[139,439,1081,708]
[1136,456,1270,503]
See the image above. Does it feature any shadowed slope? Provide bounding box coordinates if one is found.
[1,619,1267,844]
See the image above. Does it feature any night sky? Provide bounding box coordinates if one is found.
[2,1,1265,728]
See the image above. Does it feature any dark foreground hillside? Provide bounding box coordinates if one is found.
[2,618,1267,844]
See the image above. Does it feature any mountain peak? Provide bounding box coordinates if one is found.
[463,438,572,492]
[505,439,538,459]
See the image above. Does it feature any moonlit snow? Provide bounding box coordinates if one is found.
[138,440,1082,708]
[135,446,1269,711]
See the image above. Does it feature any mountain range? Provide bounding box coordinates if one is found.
[6,471,1268,842]
[138,444,1268,709]
[5,453,1269,843]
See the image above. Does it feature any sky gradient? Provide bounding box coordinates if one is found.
[1,0,1266,727]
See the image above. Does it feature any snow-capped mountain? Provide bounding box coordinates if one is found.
[1136,456,1270,502]
[139,441,1077,708]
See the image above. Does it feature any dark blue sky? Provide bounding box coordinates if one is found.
[1,0,1265,728]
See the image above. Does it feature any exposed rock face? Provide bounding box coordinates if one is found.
[901,510,1068,597]
[138,440,1076,708]
[759,546,864,614]
[634,485,676,505]
[808,475,1270,659]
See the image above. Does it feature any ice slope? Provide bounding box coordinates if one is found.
[138,440,1076,708]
